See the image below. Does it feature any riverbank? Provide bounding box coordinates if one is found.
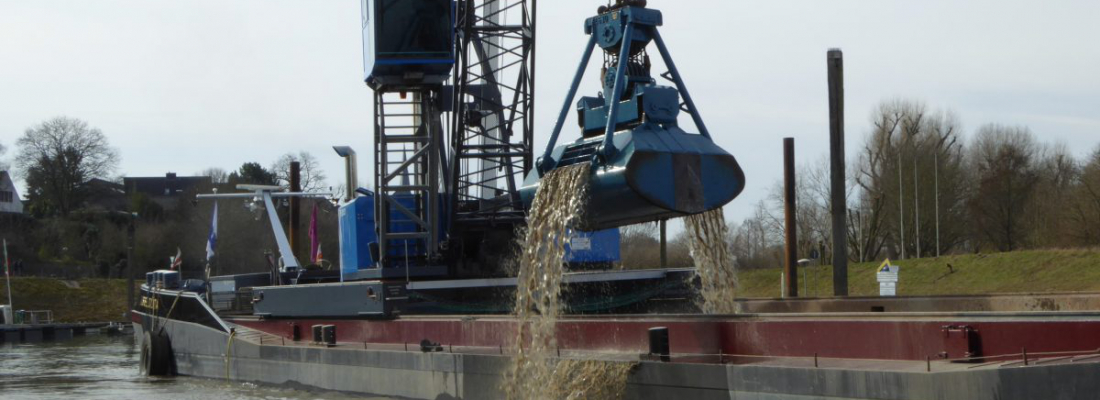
[6,248,1099,321]
[737,248,1100,298]
[3,278,130,323]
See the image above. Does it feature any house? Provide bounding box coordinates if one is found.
[123,173,212,210]
[0,171,24,214]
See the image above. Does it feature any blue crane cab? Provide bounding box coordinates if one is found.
[361,0,455,89]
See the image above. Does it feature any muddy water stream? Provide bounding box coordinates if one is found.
[503,164,635,400]
[685,208,739,314]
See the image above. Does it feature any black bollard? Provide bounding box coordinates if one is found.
[648,327,670,362]
[290,323,301,342]
[322,325,337,347]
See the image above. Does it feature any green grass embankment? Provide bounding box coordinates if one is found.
[736,248,1100,298]
[2,278,131,323]
[7,249,1100,320]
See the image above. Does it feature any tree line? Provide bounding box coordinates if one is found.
[0,116,339,278]
[723,99,1100,270]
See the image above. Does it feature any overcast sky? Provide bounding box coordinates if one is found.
[1,0,1098,227]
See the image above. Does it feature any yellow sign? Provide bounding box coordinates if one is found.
[879,259,894,273]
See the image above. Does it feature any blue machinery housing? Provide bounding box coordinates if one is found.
[361,0,455,89]
[339,192,620,281]
[520,5,746,231]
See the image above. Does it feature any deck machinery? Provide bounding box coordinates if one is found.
[195,0,743,318]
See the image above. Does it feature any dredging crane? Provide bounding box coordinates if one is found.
[186,0,742,317]
[357,0,743,270]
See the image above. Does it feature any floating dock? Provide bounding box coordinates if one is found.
[1,322,119,343]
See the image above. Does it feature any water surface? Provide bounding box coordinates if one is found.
[0,333,385,399]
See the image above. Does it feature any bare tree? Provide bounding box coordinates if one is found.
[758,160,831,264]
[0,141,8,171]
[15,116,119,216]
[619,222,660,269]
[968,124,1040,252]
[1070,145,1100,245]
[198,167,229,184]
[272,152,327,192]
[853,100,968,260]
[729,201,784,269]
[1028,143,1079,247]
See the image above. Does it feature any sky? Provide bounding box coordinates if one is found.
[1,0,1098,228]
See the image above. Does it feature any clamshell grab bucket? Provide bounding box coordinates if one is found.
[522,4,745,231]
[520,124,745,231]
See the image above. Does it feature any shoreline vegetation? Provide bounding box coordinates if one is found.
[4,278,131,323]
[7,248,1100,322]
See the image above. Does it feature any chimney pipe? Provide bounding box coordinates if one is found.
[333,146,358,202]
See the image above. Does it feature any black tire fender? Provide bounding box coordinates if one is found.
[141,330,174,376]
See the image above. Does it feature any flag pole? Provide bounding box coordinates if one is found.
[4,239,13,309]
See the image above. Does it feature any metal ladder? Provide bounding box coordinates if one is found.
[374,91,442,266]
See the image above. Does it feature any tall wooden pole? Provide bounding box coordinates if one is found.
[4,239,13,310]
[289,161,302,262]
[827,49,849,296]
[126,217,135,318]
[784,138,798,298]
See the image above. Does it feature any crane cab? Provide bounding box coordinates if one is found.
[361,0,455,90]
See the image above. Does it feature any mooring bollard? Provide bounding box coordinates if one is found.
[322,325,336,347]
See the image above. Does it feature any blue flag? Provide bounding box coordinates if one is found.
[206,202,218,261]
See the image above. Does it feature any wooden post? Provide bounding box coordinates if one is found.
[126,217,135,318]
[784,138,798,298]
[289,161,302,262]
[827,49,849,296]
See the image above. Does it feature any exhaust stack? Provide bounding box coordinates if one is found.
[333,146,359,202]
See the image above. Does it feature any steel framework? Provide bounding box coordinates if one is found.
[448,0,536,227]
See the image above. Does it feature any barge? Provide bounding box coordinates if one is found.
[134,284,1100,399]
[131,1,1100,398]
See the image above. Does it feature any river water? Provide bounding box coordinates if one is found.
[0,333,383,400]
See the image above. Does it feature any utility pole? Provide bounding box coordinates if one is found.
[914,153,920,259]
[4,239,12,310]
[856,209,865,263]
[126,215,135,319]
[898,148,905,260]
[934,147,941,258]
[827,49,848,296]
[784,138,798,298]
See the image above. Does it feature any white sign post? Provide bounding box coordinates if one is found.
[877,259,900,297]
